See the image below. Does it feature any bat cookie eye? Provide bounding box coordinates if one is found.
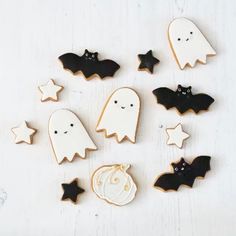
[54,130,58,134]
[183,163,186,166]
[114,100,118,104]
[175,167,178,171]
[70,124,74,127]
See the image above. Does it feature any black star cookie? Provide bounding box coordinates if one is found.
[61,178,85,203]
[138,50,160,74]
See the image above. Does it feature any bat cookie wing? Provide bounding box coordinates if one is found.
[95,60,120,78]
[152,88,176,110]
[58,53,82,74]
[191,156,211,177]
[191,94,214,113]
[154,173,180,191]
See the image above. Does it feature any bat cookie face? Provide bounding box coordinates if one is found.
[168,18,216,69]
[91,164,137,206]
[96,87,140,143]
[58,49,120,80]
[49,109,97,164]
[154,156,211,191]
[152,85,214,114]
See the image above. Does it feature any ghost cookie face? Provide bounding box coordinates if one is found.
[96,88,140,143]
[91,164,137,206]
[49,109,97,164]
[168,18,216,69]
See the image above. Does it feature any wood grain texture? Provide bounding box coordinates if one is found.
[0,0,235,235]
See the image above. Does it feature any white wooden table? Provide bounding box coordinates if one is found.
[0,0,235,235]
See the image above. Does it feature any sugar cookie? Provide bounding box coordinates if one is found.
[59,49,120,80]
[92,164,137,206]
[138,50,160,74]
[154,156,211,191]
[11,121,37,144]
[152,85,214,114]
[61,178,84,204]
[96,87,140,143]
[166,123,190,148]
[168,18,216,69]
[48,109,97,164]
[38,79,63,102]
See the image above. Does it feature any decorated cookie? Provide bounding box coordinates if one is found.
[59,49,120,80]
[11,121,37,144]
[154,156,211,191]
[96,87,140,143]
[166,123,190,149]
[38,79,63,102]
[168,18,216,69]
[92,164,137,206]
[138,50,160,74]
[61,178,84,204]
[49,109,97,164]
[152,85,214,114]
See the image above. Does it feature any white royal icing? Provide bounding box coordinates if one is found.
[168,18,216,69]
[92,164,137,206]
[166,123,190,149]
[96,88,140,143]
[11,121,36,144]
[49,109,97,164]
[39,79,63,102]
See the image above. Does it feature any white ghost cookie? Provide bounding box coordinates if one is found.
[168,18,216,69]
[96,87,140,143]
[92,164,137,206]
[49,109,97,164]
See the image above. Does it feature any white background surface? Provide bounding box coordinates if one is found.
[0,0,235,235]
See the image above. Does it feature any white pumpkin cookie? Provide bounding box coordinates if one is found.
[96,87,141,143]
[91,164,137,206]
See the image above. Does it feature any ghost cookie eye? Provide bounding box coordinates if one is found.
[177,38,181,41]
[114,100,118,104]
[70,123,74,127]
[54,130,58,134]
[130,104,134,107]
[190,31,193,34]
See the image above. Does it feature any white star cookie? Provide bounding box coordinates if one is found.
[38,79,63,102]
[11,121,37,144]
[166,123,190,149]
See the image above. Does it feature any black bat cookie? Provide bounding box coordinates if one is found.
[59,49,120,79]
[152,85,214,114]
[154,156,211,191]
